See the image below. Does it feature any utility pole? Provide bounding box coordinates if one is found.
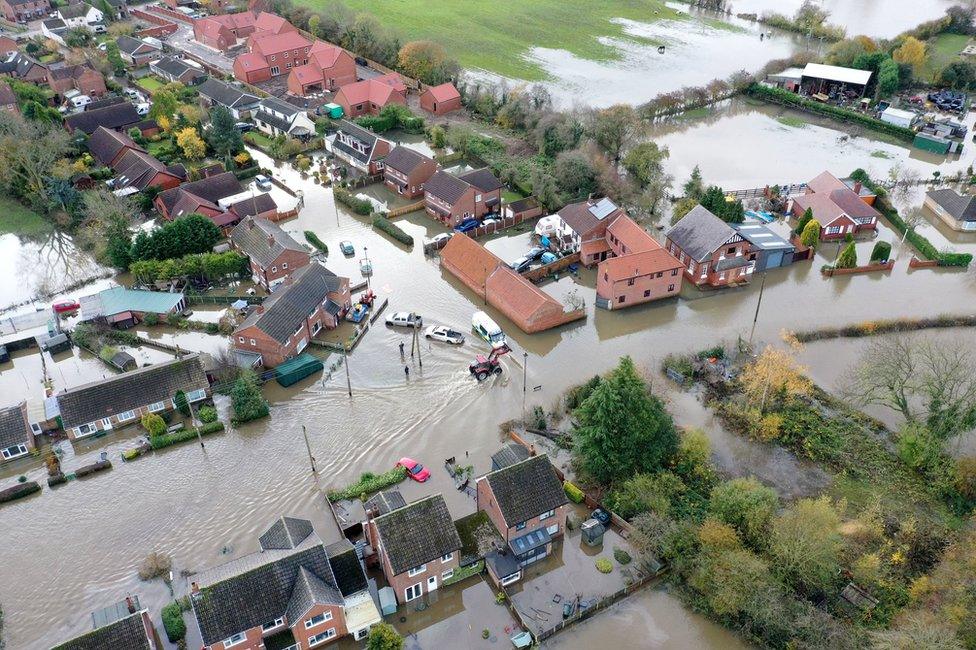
[302,425,316,474]
[343,347,352,397]
[521,351,528,420]
[363,246,371,292]
[748,272,767,349]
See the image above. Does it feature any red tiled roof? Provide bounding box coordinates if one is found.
[309,40,344,68]
[606,214,659,254]
[234,52,266,72]
[336,74,405,107]
[580,239,610,259]
[253,11,293,33]
[600,249,682,283]
[289,64,319,84]
[250,31,310,57]
[795,170,880,227]
[806,170,848,195]
[792,193,849,226]
[424,82,459,103]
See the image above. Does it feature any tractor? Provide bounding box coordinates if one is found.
[469,344,511,381]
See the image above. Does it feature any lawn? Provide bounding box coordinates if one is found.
[0,196,51,237]
[136,76,165,93]
[146,136,173,156]
[297,0,678,80]
[245,131,274,149]
[921,33,970,83]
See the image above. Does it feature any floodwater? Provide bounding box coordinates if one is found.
[730,0,959,39]
[6,137,976,648]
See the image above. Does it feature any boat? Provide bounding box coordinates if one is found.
[359,258,373,276]
[53,300,80,314]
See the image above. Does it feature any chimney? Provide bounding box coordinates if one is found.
[267,233,275,246]
[246,217,255,230]
[853,180,862,195]
[125,595,136,614]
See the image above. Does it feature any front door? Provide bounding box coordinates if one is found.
[427,575,438,592]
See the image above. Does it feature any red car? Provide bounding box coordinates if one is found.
[53,300,80,314]
[397,457,430,483]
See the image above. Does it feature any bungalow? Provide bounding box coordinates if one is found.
[383,146,438,198]
[925,188,976,232]
[332,120,391,176]
[0,81,18,113]
[57,2,103,28]
[0,52,48,85]
[365,493,462,605]
[48,63,106,99]
[196,77,261,119]
[149,56,205,85]
[253,96,316,138]
[0,0,50,23]
[231,263,351,368]
[115,35,163,66]
[423,168,503,227]
[88,125,144,166]
[286,40,356,97]
[419,82,461,116]
[477,454,569,579]
[666,205,753,287]
[333,73,407,118]
[232,30,312,85]
[64,102,142,135]
[190,516,381,649]
[0,402,35,463]
[111,147,187,193]
[790,171,879,240]
[52,596,157,650]
[55,354,210,440]
[230,216,311,290]
[78,286,187,327]
[154,171,245,221]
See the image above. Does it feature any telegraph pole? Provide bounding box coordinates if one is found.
[302,425,316,474]
[343,347,352,397]
[521,351,528,420]
[748,272,767,349]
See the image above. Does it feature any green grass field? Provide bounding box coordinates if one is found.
[0,196,51,237]
[298,0,678,80]
[921,33,970,83]
[136,76,165,93]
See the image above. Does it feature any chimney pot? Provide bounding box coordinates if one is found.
[853,180,863,194]
[125,595,136,613]
[191,581,200,594]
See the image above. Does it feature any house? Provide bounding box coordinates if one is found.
[78,286,187,327]
[230,216,311,290]
[115,35,163,66]
[790,171,879,240]
[88,125,145,167]
[423,168,503,226]
[48,63,106,99]
[155,171,245,221]
[149,56,205,85]
[190,516,381,649]
[0,0,51,23]
[232,30,312,85]
[331,120,391,176]
[231,263,351,367]
[253,96,316,138]
[0,36,17,56]
[57,2,102,28]
[0,52,48,85]
[383,146,438,198]
[112,147,186,192]
[555,197,625,265]
[420,82,461,116]
[56,354,210,439]
[52,596,157,650]
[41,17,68,44]
[64,102,142,135]
[595,215,683,310]
[366,493,462,605]
[666,205,753,287]
[196,77,261,119]
[194,10,296,51]
[333,73,407,118]
[731,222,796,271]
[925,188,976,232]
[0,402,35,462]
[286,40,356,97]
[440,234,586,333]
[0,81,17,113]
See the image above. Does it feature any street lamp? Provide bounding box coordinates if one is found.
[363,246,370,291]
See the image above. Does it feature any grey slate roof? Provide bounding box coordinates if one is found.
[151,56,202,81]
[284,566,343,623]
[424,170,469,205]
[927,188,976,223]
[384,146,431,175]
[484,455,568,527]
[260,516,314,550]
[373,494,461,575]
[237,264,344,344]
[459,168,503,193]
[43,18,67,30]
[51,611,152,650]
[364,488,406,516]
[255,108,293,133]
[116,35,158,56]
[260,96,303,117]
[490,443,530,470]
[65,102,141,135]
[0,402,30,449]
[666,205,738,262]
[326,539,368,597]
[197,77,260,109]
[231,217,306,269]
[113,148,176,191]
[333,120,379,165]
[228,193,277,219]
[56,354,208,428]
[88,125,142,166]
[157,172,243,214]
[0,52,45,79]
[557,198,620,238]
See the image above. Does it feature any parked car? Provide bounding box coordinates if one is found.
[385,311,423,328]
[482,217,501,227]
[509,255,531,273]
[397,457,430,482]
[526,246,546,261]
[340,240,355,256]
[424,325,464,345]
[92,23,106,33]
[123,88,139,100]
[454,218,480,233]
[429,232,453,246]
[355,56,368,66]
[234,122,255,132]
[254,174,272,191]
[52,299,80,313]
[135,102,151,116]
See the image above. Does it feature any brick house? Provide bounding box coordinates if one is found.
[383,146,438,198]
[0,80,18,113]
[89,126,186,191]
[149,56,205,85]
[191,517,381,649]
[48,63,106,99]
[665,205,753,287]
[286,40,356,97]
[196,77,261,119]
[790,171,879,240]
[0,36,17,56]
[154,172,277,231]
[0,52,48,85]
[230,216,311,290]
[0,402,36,463]
[115,35,163,66]
[333,73,407,118]
[64,102,142,135]
[925,188,976,232]
[194,10,296,51]
[331,120,391,175]
[55,354,210,440]
[1,0,51,23]
[423,168,502,226]
[595,212,683,310]
[365,492,462,605]
[52,597,157,650]
[477,454,569,581]
[232,30,312,85]
[231,263,351,367]
[555,197,624,266]
[419,82,461,116]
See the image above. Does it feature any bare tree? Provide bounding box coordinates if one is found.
[900,206,926,243]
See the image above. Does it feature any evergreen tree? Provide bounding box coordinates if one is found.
[836,241,858,269]
[800,219,821,249]
[231,371,269,424]
[208,106,244,159]
[794,207,813,235]
[683,165,705,200]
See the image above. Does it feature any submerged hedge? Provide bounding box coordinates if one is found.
[0,480,40,504]
[150,422,225,450]
[328,466,407,502]
[373,215,414,245]
[335,187,373,216]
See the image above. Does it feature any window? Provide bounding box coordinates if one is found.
[270,55,276,61]
[222,632,247,648]
[270,66,279,75]
[475,193,482,202]
[271,266,277,273]
[656,272,663,278]
[515,521,526,531]
[727,246,735,254]
[262,617,284,631]
[603,272,608,281]
[407,564,427,577]
[539,509,555,520]
[283,50,289,57]
[404,583,423,602]
[618,295,625,304]
[308,629,336,647]
[250,339,256,346]
[238,337,245,344]
[100,418,112,429]
[500,571,522,586]
[30,423,40,434]
[668,284,675,292]
[627,278,635,286]
[643,289,651,298]
[671,268,678,276]
[185,389,207,402]
[305,611,333,629]
[285,62,291,69]
[442,569,454,580]
[1,444,28,459]
[117,410,136,422]
[441,553,454,563]
[77,423,96,436]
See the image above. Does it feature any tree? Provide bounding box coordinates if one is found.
[76,189,135,267]
[141,413,166,437]
[938,61,976,90]
[208,106,244,159]
[740,345,812,412]
[231,371,269,423]
[682,165,704,200]
[64,28,93,48]
[149,90,179,122]
[0,114,71,214]
[534,112,583,158]
[836,240,857,269]
[397,40,459,85]
[622,142,669,188]
[709,477,779,550]
[573,356,678,485]
[174,390,191,417]
[553,149,598,199]
[877,57,901,97]
[587,104,645,163]
[130,213,221,262]
[104,41,125,75]
[870,241,892,262]
[699,185,743,223]
[800,218,821,249]
[605,471,686,520]
[793,0,829,31]
[428,124,446,148]
[769,496,842,593]
[366,622,403,650]
[892,36,928,72]
[794,207,813,235]
[670,197,698,224]
[175,127,206,160]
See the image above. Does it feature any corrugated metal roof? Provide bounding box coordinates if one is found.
[802,63,872,86]
[80,287,184,319]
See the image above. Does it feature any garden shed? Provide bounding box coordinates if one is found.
[274,353,324,387]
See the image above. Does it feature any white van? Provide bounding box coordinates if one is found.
[472,311,506,349]
[135,102,151,116]
[70,95,92,109]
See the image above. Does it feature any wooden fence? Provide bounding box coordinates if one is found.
[724,183,807,200]
[521,253,581,282]
[532,573,658,642]
[423,214,533,255]
[186,294,263,306]
[387,200,425,218]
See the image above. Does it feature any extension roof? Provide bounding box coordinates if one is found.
[64,102,141,134]
[157,172,244,215]
[382,145,433,175]
[197,77,260,109]
[666,205,738,262]
[364,488,407,516]
[325,539,368,597]
[490,443,530,470]
[51,610,152,650]
[483,455,567,527]
[372,494,461,575]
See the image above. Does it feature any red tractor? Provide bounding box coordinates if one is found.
[469,344,511,381]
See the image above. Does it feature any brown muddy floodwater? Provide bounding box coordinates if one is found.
[4,138,976,648]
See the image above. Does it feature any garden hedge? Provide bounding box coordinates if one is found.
[334,187,373,216]
[161,601,186,642]
[304,230,328,254]
[328,467,407,502]
[564,481,585,504]
[373,215,414,245]
[150,422,225,450]
[0,480,40,504]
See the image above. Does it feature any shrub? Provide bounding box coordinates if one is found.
[138,551,172,580]
[565,376,602,410]
[481,629,490,639]
[870,241,892,262]
[174,390,190,417]
[373,215,414,245]
[149,422,225,450]
[530,405,547,430]
[143,312,159,326]
[198,406,218,424]
[564,481,585,504]
[334,187,373,215]
[595,557,613,573]
[327,466,408,502]
[836,241,858,269]
[141,413,166,437]
[304,230,328,254]
[161,601,186,642]
[230,371,269,424]
[0,481,40,504]
[614,548,632,565]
